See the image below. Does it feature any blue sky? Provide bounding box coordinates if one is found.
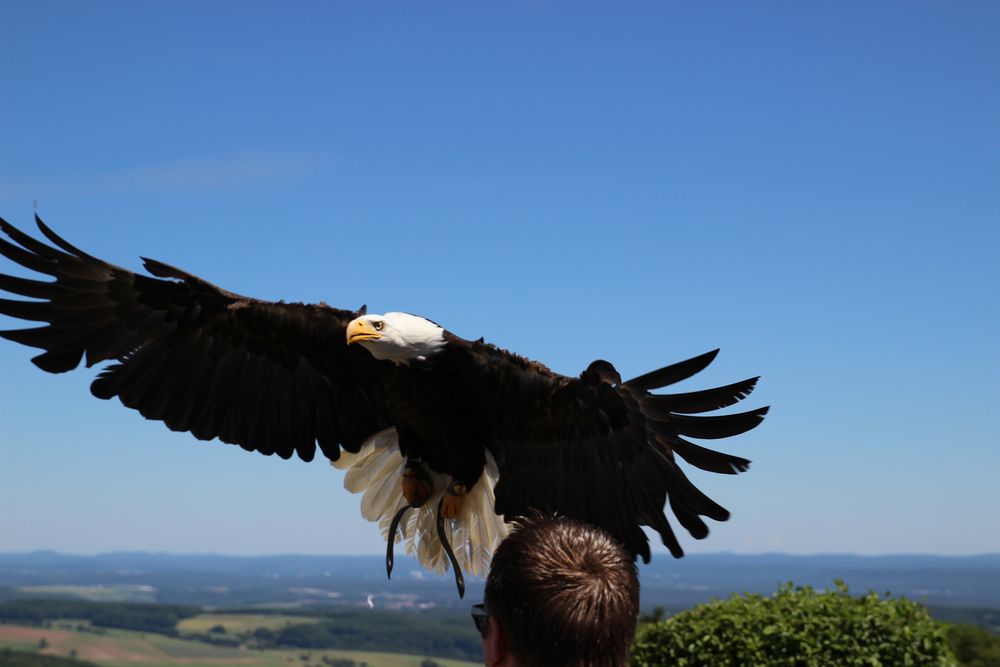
[1,1,997,558]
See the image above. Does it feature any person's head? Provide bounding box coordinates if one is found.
[479,515,640,667]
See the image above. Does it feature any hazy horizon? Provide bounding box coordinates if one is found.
[4,549,1000,558]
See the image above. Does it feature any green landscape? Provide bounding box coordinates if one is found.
[2,553,999,665]
[0,604,479,667]
[2,589,1000,667]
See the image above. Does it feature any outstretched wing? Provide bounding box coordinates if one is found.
[484,346,766,562]
[0,215,384,461]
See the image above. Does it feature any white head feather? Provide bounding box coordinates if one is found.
[351,312,446,364]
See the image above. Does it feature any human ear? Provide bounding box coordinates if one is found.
[483,615,508,666]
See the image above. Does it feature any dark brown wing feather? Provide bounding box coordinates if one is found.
[480,345,765,561]
[0,215,384,462]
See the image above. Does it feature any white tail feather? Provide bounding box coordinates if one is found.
[330,428,510,578]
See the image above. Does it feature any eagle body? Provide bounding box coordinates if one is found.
[375,339,495,487]
[0,215,768,590]
[363,333,566,498]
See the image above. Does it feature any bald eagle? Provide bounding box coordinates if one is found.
[0,215,766,596]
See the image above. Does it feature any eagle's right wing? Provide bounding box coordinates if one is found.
[0,215,384,461]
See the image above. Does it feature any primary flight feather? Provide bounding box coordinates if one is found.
[0,214,767,596]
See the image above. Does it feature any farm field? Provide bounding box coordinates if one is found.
[0,623,480,667]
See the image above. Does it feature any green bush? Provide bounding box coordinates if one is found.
[631,581,956,666]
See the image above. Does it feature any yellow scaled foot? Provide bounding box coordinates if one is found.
[401,466,432,508]
[442,484,467,519]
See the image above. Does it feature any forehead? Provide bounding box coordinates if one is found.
[376,312,440,326]
[359,313,443,332]
[361,312,406,322]
[394,312,443,328]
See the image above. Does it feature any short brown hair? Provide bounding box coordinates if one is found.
[484,515,640,667]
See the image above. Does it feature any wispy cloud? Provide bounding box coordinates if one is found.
[0,151,323,201]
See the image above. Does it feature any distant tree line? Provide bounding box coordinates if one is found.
[0,648,97,667]
[946,624,1000,667]
[251,611,481,662]
[929,606,1000,634]
[0,599,200,635]
[292,654,365,667]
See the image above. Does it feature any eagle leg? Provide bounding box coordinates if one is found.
[401,458,433,508]
[436,496,466,598]
[441,481,467,519]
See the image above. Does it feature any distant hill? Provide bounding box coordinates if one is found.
[2,551,998,611]
[640,553,1000,610]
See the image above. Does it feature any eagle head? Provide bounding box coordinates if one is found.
[346,312,446,364]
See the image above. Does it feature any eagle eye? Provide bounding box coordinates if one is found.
[373,320,384,331]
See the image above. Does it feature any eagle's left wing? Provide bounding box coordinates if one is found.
[484,348,766,562]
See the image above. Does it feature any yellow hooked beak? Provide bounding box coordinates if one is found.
[346,318,383,345]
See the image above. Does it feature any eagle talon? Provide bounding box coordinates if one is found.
[401,461,432,508]
[441,483,466,519]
